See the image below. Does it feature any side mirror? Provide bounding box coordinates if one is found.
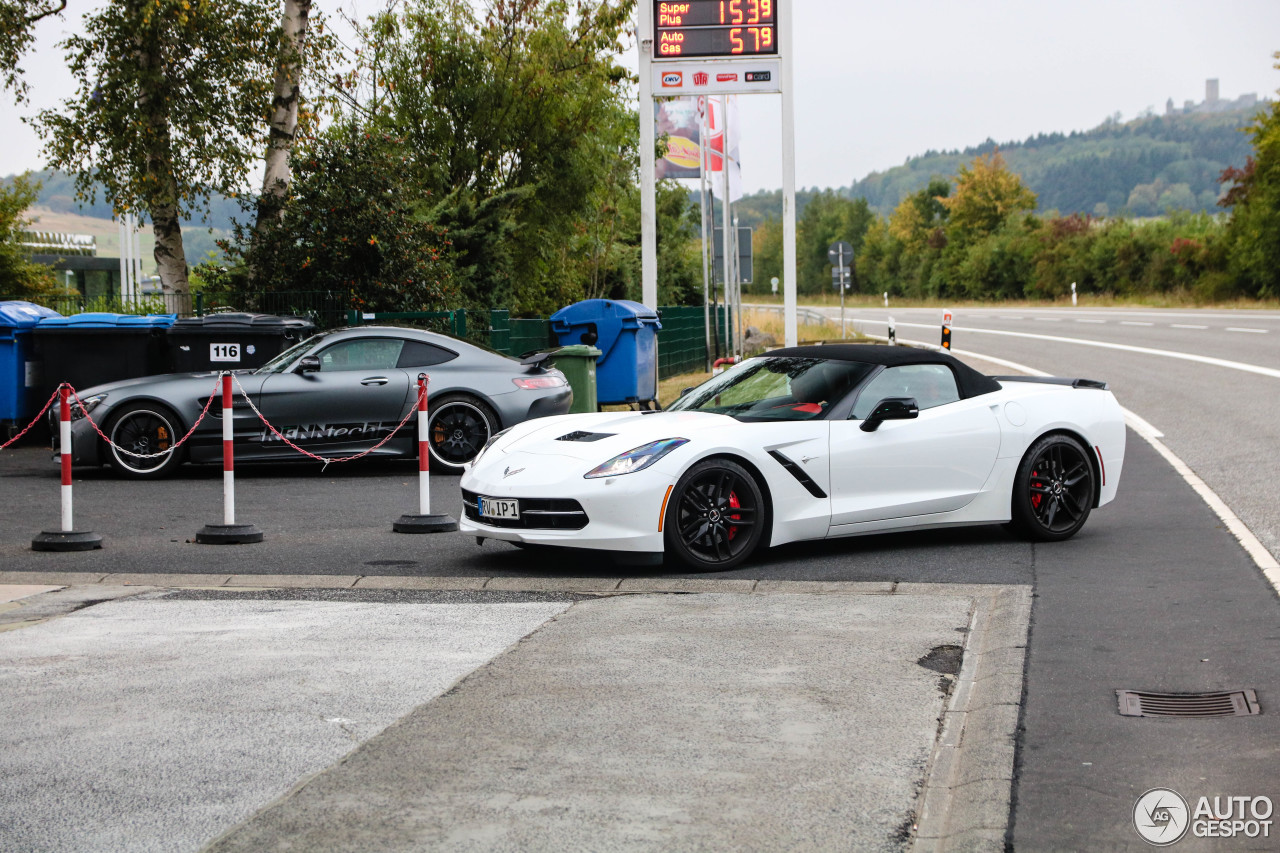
[296,355,321,374]
[859,397,919,432]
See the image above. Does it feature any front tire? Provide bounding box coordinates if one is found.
[427,394,499,474]
[665,459,767,571]
[105,403,185,479]
[1009,434,1095,542]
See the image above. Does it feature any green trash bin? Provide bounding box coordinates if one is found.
[547,345,601,414]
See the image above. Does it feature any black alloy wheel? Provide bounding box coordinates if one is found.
[1010,434,1095,541]
[106,403,184,478]
[427,394,499,474]
[666,459,767,570]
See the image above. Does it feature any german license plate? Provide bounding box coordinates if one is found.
[479,496,520,520]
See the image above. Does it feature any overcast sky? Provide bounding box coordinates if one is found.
[3,0,1278,196]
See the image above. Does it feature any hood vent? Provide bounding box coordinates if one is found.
[557,431,616,442]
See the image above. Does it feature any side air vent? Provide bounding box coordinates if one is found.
[557,431,615,442]
[767,450,827,499]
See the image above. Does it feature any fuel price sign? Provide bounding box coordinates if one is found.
[653,0,778,59]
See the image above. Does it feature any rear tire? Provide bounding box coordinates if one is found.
[1009,434,1095,542]
[105,403,185,479]
[665,459,767,571]
[427,394,499,474]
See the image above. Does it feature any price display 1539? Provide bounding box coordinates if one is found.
[654,1,778,58]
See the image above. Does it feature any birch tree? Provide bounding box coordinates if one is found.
[0,0,66,102]
[33,0,280,296]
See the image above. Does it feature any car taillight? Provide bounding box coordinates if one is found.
[512,375,565,390]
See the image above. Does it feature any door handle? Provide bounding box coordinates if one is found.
[360,376,389,386]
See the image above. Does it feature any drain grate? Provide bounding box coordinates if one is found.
[1117,689,1261,718]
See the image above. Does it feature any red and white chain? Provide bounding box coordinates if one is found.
[0,385,64,450]
[230,372,426,470]
[71,375,222,460]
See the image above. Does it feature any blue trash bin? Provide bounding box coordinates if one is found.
[550,299,662,406]
[31,313,177,408]
[0,301,62,428]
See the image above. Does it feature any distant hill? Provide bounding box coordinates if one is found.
[849,103,1264,218]
[725,101,1268,228]
[3,169,240,265]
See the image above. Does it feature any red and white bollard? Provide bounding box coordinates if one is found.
[196,373,263,544]
[394,373,458,533]
[32,385,103,551]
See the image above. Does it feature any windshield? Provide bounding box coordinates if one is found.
[668,357,874,421]
[253,332,332,375]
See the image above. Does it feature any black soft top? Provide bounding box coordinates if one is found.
[764,344,1002,400]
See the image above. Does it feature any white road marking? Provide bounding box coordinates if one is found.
[1120,321,1154,326]
[1226,327,1269,334]
[1171,324,1208,329]
[1075,319,1106,324]
[1035,317,1061,322]
[863,330,1280,593]
[844,317,1280,381]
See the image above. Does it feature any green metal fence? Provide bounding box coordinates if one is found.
[656,305,733,378]
[347,308,468,338]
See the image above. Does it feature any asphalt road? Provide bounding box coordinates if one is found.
[831,305,1280,564]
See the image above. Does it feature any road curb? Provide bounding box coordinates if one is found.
[912,585,1031,852]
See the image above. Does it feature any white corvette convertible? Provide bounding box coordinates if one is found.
[459,345,1126,570]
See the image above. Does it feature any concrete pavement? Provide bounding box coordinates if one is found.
[0,579,1030,852]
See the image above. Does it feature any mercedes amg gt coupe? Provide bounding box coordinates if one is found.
[56,326,571,478]
[460,344,1126,570]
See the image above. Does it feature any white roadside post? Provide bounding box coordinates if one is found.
[195,372,263,544]
[395,374,458,533]
[32,385,103,551]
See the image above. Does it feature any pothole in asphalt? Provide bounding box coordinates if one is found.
[917,644,963,697]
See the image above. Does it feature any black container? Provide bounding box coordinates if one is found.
[30,313,175,404]
[166,313,316,372]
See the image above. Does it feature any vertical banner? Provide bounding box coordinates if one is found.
[704,95,743,201]
[655,98,703,179]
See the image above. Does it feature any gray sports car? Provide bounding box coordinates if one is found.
[54,326,571,478]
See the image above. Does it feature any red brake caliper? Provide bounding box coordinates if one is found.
[727,491,742,540]
[1030,469,1042,509]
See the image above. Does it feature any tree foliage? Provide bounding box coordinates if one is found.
[0,173,57,298]
[207,125,456,311]
[1220,53,1280,298]
[32,0,284,292]
[942,152,1038,245]
[0,0,65,102]
[338,0,638,314]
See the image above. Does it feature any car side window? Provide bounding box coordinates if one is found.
[318,339,404,372]
[397,340,458,368]
[850,364,961,420]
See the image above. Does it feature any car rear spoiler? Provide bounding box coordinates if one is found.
[990,375,1109,391]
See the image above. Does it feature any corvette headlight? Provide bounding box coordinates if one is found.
[584,438,688,479]
[471,427,511,467]
[70,393,107,421]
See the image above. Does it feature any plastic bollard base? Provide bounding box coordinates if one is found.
[195,523,264,545]
[31,530,104,552]
[393,513,459,534]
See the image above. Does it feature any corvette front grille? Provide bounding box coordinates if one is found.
[461,489,589,530]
